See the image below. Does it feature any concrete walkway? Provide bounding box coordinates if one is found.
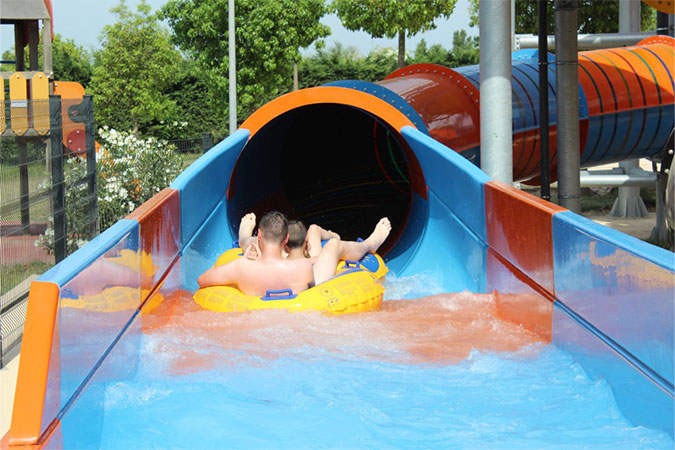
[0,355,20,438]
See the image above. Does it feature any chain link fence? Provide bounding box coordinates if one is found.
[0,94,214,367]
[1,96,99,366]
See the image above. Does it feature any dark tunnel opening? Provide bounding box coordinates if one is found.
[227,104,425,256]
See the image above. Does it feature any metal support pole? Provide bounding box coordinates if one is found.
[202,132,213,152]
[554,0,581,212]
[651,130,674,247]
[228,0,237,135]
[657,11,669,35]
[18,140,29,233]
[479,0,513,184]
[515,32,655,50]
[49,95,65,263]
[511,0,516,51]
[612,0,648,218]
[538,0,550,202]
[83,96,99,237]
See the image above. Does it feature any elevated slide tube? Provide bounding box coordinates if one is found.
[4,37,674,447]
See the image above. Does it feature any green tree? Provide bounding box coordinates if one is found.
[410,39,452,66]
[160,0,330,123]
[449,30,479,66]
[331,0,457,69]
[89,0,181,135]
[410,31,478,68]
[1,34,92,86]
[298,44,397,87]
[51,35,93,86]
[468,0,657,34]
[154,59,228,140]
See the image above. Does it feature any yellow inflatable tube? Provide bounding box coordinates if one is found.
[194,248,388,315]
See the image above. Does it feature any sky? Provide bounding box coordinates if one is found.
[1,0,477,57]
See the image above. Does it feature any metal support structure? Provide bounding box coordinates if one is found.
[612,0,648,218]
[511,0,516,51]
[538,0,550,201]
[580,169,656,188]
[49,95,65,263]
[650,130,675,247]
[479,0,513,185]
[228,0,237,135]
[83,96,99,237]
[554,0,581,212]
[657,11,670,35]
[515,31,654,50]
[202,132,213,152]
[18,141,29,232]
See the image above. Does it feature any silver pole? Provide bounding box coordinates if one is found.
[612,0,647,217]
[511,0,516,52]
[515,31,654,50]
[479,0,513,184]
[228,0,237,134]
[555,0,581,212]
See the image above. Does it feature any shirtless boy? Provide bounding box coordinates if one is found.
[198,211,391,296]
[286,220,340,259]
[238,214,339,260]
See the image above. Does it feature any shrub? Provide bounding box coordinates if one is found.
[36,128,183,254]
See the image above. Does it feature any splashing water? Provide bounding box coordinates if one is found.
[81,274,673,449]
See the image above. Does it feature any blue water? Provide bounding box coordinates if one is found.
[63,286,674,449]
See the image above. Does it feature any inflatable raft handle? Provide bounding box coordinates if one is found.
[344,260,361,269]
[261,289,298,301]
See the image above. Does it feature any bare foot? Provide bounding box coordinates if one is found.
[239,213,257,244]
[364,217,391,253]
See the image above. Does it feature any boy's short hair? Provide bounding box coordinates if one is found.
[287,220,307,249]
[258,211,288,244]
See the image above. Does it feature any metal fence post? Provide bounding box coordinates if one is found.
[202,132,213,153]
[18,139,30,233]
[83,95,99,236]
[49,95,66,263]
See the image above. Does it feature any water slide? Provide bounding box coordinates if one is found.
[3,37,674,447]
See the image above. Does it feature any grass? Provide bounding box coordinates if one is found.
[0,260,53,297]
[179,152,203,170]
[0,161,52,220]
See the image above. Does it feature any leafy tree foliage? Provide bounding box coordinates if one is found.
[88,0,181,135]
[1,34,92,86]
[410,30,479,67]
[298,44,398,87]
[152,60,228,140]
[51,35,93,86]
[332,0,457,68]
[160,0,330,123]
[468,0,657,34]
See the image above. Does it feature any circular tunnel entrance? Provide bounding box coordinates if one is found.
[227,103,424,255]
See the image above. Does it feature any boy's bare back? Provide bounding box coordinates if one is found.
[202,253,316,296]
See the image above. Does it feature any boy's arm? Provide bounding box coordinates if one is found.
[197,260,240,288]
[306,224,340,258]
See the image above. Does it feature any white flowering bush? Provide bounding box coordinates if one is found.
[36,128,183,254]
[97,127,182,230]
